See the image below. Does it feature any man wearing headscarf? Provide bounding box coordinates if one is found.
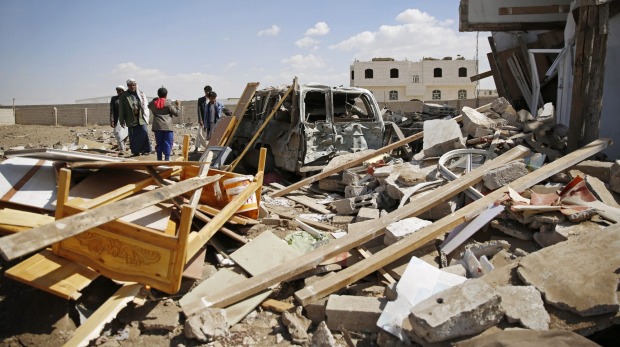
[109,85,128,154]
[148,87,180,161]
[119,78,152,156]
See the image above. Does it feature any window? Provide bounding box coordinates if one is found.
[432,90,441,100]
[412,75,419,83]
[459,67,467,77]
[390,68,399,78]
[434,68,442,78]
[365,69,373,79]
[458,89,467,99]
[351,70,354,80]
[389,90,398,100]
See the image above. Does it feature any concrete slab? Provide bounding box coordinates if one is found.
[377,257,466,341]
[407,279,504,343]
[326,295,387,333]
[517,226,620,317]
[455,329,601,347]
[230,230,302,276]
[497,286,550,330]
[384,217,432,246]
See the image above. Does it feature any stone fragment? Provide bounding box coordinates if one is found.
[572,160,613,183]
[407,280,504,343]
[282,306,312,344]
[455,329,601,347]
[482,160,529,190]
[331,193,378,215]
[491,219,534,240]
[518,109,534,122]
[332,215,355,225]
[497,286,550,330]
[421,119,464,157]
[184,308,229,342]
[303,297,328,325]
[441,263,467,277]
[461,107,497,138]
[355,207,380,223]
[344,184,368,198]
[517,226,620,316]
[533,221,604,248]
[397,170,427,186]
[384,217,432,246]
[326,295,387,333]
[311,321,337,347]
[377,257,467,341]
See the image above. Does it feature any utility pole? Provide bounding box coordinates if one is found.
[12,98,15,120]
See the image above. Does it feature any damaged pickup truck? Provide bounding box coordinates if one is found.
[229,80,387,174]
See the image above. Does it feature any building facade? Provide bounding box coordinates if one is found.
[350,57,478,103]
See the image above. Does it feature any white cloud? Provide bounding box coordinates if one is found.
[281,54,325,70]
[329,9,478,63]
[305,22,330,36]
[257,25,281,37]
[295,37,319,49]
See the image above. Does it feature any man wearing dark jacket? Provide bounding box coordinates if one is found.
[195,85,212,152]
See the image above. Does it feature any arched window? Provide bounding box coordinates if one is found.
[389,90,398,100]
[432,90,441,100]
[412,75,419,83]
[365,69,373,79]
[434,68,442,78]
[459,67,467,77]
[458,89,467,100]
[351,70,354,80]
[390,68,399,78]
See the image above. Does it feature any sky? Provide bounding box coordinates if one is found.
[0,0,494,106]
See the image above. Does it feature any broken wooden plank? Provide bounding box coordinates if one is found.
[294,139,611,305]
[0,208,54,229]
[185,149,266,259]
[269,115,463,198]
[388,122,413,160]
[470,70,494,82]
[63,283,143,347]
[586,175,620,208]
[0,174,222,261]
[198,204,258,225]
[68,160,209,169]
[261,299,294,313]
[4,249,99,300]
[223,82,260,147]
[182,145,529,315]
[287,195,332,214]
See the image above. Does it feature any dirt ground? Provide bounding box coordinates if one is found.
[0,124,368,347]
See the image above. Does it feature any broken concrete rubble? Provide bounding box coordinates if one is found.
[497,285,550,330]
[407,279,504,343]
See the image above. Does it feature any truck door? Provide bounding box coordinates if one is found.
[331,91,384,153]
[300,88,336,164]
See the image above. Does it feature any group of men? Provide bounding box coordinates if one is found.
[109,79,227,159]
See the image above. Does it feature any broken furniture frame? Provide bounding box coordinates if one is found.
[3,150,266,295]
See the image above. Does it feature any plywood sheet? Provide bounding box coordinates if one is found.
[0,157,57,210]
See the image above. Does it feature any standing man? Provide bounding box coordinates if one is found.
[119,78,152,156]
[109,85,128,154]
[148,87,180,161]
[195,85,212,153]
[203,91,224,141]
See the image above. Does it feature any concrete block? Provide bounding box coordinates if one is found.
[497,285,550,330]
[407,280,504,343]
[332,215,355,225]
[517,109,534,122]
[491,219,534,241]
[319,175,345,192]
[384,217,432,246]
[377,257,466,341]
[490,97,511,114]
[573,160,613,183]
[303,297,328,325]
[461,106,497,138]
[422,119,464,157]
[482,160,529,190]
[356,207,380,223]
[345,184,368,198]
[326,295,387,333]
[262,216,280,226]
[331,193,378,215]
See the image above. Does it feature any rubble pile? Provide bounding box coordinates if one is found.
[0,97,618,346]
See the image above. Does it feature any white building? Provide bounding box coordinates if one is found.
[350,57,478,103]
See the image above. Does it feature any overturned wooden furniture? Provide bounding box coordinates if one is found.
[5,150,266,296]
